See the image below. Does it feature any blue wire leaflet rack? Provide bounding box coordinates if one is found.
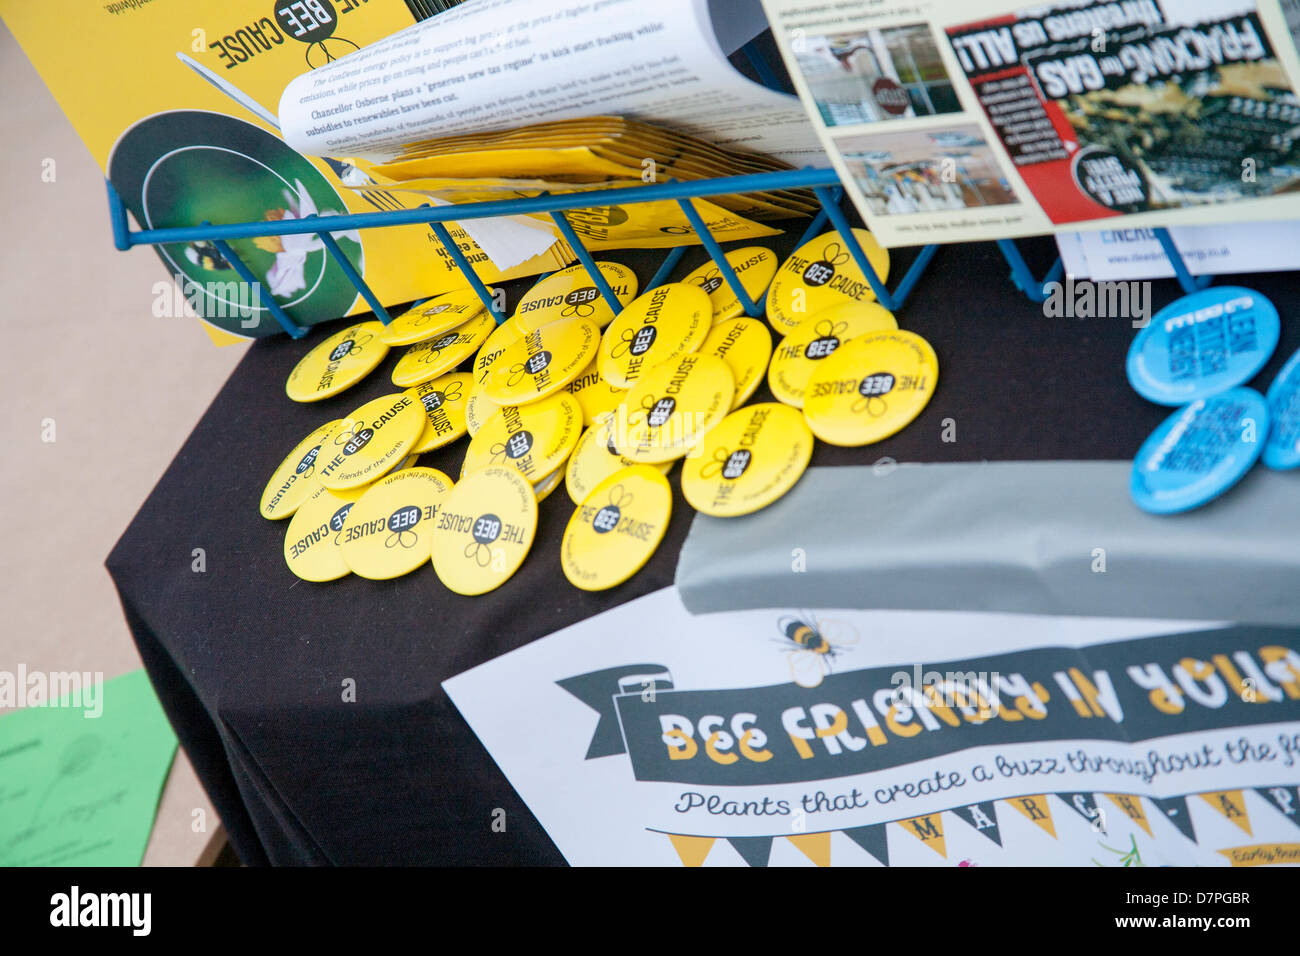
[106,165,1218,340]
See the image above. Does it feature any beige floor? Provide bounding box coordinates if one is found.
[0,23,246,865]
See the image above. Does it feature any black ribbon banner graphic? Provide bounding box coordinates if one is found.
[558,625,1300,787]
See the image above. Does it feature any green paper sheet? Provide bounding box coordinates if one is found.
[0,669,178,866]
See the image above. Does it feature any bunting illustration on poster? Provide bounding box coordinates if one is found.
[444,588,1300,866]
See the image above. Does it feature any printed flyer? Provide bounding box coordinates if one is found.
[759,0,1300,246]
[0,0,570,340]
[444,588,1300,866]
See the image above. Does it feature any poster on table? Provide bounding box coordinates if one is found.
[444,588,1300,866]
[759,0,1300,247]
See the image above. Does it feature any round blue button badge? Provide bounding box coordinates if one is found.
[1127,287,1279,405]
[1130,387,1269,514]
[1264,347,1300,471]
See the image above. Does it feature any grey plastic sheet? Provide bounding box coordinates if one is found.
[675,461,1300,623]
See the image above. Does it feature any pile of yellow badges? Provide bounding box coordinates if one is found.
[268,239,937,594]
[286,322,389,402]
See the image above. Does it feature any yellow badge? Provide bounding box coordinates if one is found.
[390,309,496,387]
[561,465,672,591]
[803,330,938,446]
[765,230,891,333]
[463,388,500,437]
[338,467,454,579]
[283,483,365,582]
[286,321,389,402]
[406,372,472,453]
[514,261,638,329]
[316,392,426,490]
[564,357,628,427]
[682,403,814,516]
[431,466,538,596]
[565,420,672,504]
[259,419,343,520]
[482,316,601,404]
[597,283,711,389]
[462,392,583,482]
[768,301,898,408]
[682,247,778,324]
[701,317,773,409]
[378,287,490,346]
[613,353,735,463]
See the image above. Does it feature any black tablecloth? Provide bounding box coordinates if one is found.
[107,233,1300,865]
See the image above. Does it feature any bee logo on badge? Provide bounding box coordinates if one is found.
[419,377,463,413]
[491,430,534,463]
[418,332,461,365]
[562,287,599,318]
[295,445,322,477]
[802,243,851,287]
[592,484,633,534]
[342,428,374,455]
[695,267,724,296]
[853,372,894,416]
[637,393,676,429]
[611,325,657,358]
[385,505,422,549]
[775,611,858,688]
[328,503,353,546]
[804,318,848,360]
[464,513,502,566]
[701,446,752,480]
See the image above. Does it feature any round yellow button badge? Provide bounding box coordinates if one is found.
[803,330,938,446]
[598,283,711,389]
[765,230,890,333]
[561,465,672,591]
[430,465,538,596]
[613,353,735,464]
[514,261,638,329]
[482,316,601,405]
[461,392,583,483]
[338,467,454,579]
[682,403,814,517]
[316,392,426,490]
[565,419,672,505]
[283,483,365,582]
[259,419,343,520]
[406,372,472,453]
[700,317,773,409]
[681,247,778,325]
[286,321,389,402]
[768,301,898,408]
[390,308,496,387]
[378,287,490,346]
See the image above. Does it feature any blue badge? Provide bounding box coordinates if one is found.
[1130,387,1268,514]
[1126,287,1279,405]
[1264,347,1300,471]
